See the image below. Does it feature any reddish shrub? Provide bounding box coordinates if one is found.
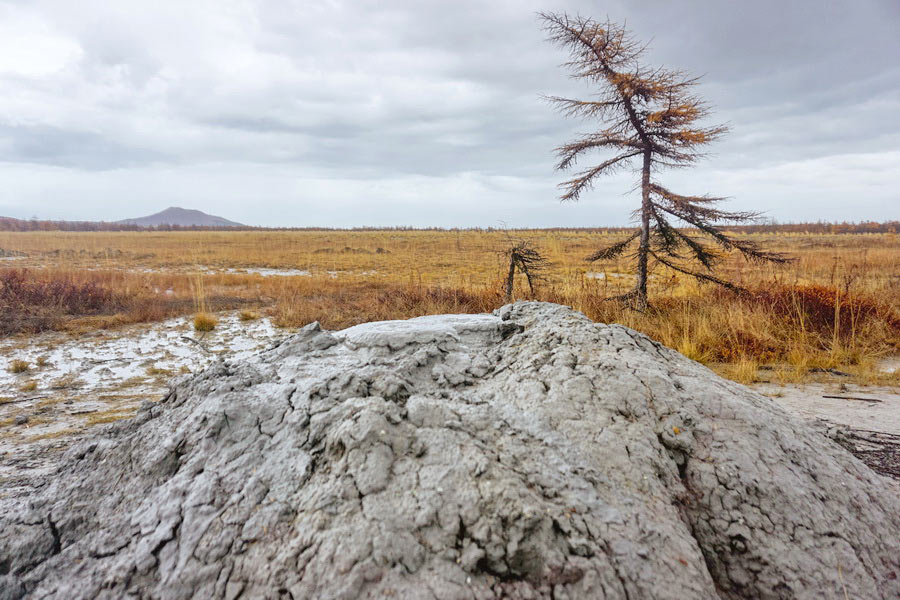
[717,283,900,339]
[0,269,121,334]
[711,331,781,363]
[1,269,116,313]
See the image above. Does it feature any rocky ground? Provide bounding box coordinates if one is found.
[1,303,898,599]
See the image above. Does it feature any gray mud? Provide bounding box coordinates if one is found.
[1,302,898,599]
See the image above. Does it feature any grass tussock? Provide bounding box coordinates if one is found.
[8,359,29,374]
[145,365,172,377]
[84,409,138,426]
[193,312,218,332]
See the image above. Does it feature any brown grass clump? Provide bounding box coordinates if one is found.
[19,380,37,392]
[239,309,260,321]
[8,359,29,374]
[84,409,138,426]
[193,312,218,332]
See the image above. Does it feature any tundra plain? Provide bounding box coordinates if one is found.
[1,228,897,382]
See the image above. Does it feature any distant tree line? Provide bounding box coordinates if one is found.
[0,215,895,234]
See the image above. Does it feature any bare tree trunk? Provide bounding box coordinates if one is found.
[634,149,652,309]
[504,255,517,303]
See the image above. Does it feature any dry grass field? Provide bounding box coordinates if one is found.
[1,228,898,385]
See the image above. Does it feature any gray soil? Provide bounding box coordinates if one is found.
[1,302,898,599]
[757,383,900,481]
[758,382,900,434]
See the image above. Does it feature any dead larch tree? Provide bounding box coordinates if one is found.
[502,240,548,303]
[541,13,788,309]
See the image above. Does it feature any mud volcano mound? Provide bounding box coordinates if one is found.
[2,303,898,599]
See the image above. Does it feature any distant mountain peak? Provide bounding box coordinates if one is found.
[118,206,244,227]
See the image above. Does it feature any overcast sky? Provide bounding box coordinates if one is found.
[0,0,897,227]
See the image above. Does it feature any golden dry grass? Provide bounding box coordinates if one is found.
[192,312,218,332]
[8,359,29,374]
[1,229,897,383]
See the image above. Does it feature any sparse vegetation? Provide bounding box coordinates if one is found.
[0,228,896,383]
[84,409,139,426]
[193,312,218,332]
[0,267,252,335]
[239,309,260,321]
[8,359,29,374]
[49,373,84,390]
[145,365,173,377]
[19,380,37,392]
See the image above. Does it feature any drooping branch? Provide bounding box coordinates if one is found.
[555,131,641,170]
[543,95,623,120]
[669,211,791,264]
[650,251,743,292]
[586,230,640,261]
[669,227,718,270]
[649,182,792,262]
[648,206,682,258]
[558,150,642,201]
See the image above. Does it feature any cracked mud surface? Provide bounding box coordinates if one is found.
[0,313,284,488]
[1,302,898,599]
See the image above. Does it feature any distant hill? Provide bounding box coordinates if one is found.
[117,207,244,227]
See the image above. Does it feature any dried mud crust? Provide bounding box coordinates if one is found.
[1,302,898,599]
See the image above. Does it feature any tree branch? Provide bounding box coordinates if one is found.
[585,230,640,261]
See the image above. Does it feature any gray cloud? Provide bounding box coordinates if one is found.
[0,123,166,169]
[0,0,896,226]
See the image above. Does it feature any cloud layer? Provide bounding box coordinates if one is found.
[0,0,897,226]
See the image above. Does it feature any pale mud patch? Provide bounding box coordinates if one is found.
[753,380,900,481]
[1,260,378,278]
[212,267,378,278]
[877,356,899,375]
[217,267,311,277]
[0,312,286,489]
[752,382,900,435]
[585,271,659,281]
